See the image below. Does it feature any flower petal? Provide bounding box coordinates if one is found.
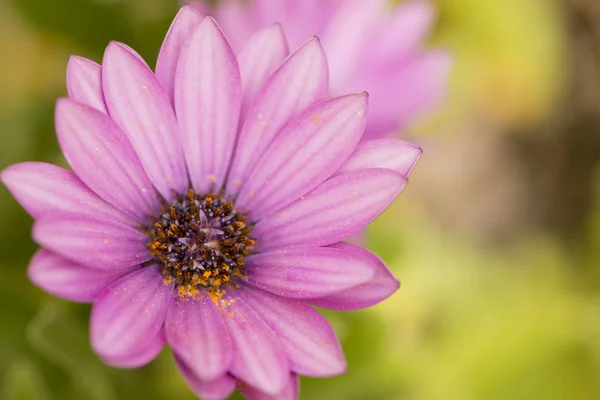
[27,249,136,303]
[33,213,150,270]
[118,42,149,67]
[240,285,345,377]
[175,16,241,193]
[66,56,107,113]
[91,266,172,360]
[220,292,289,395]
[362,49,453,140]
[309,242,400,310]
[102,328,166,368]
[200,0,259,52]
[156,5,203,105]
[245,246,375,299]
[226,36,328,197]
[237,24,289,120]
[254,168,406,250]
[54,97,159,222]
[210,0,336,51]
[238,373,299,400]
[187,0,210,17]
[175,355,236,400]
[371,0,436,61]
[166,290,234,381]
[237,93,368,219]
[337,139,422,177]
[102,42,188,201]
[0,162,134,226]
[320,0,384,89]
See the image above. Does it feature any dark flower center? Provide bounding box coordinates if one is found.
[145,189,254,298]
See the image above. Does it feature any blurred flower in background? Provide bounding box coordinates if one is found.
[192,0,452,139]
[1,0,600,399]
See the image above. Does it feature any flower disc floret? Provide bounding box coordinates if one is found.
[147,189,254,297]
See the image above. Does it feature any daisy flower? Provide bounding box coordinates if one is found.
[2,6,421,400]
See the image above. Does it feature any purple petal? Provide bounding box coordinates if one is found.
[362,49,453,140]
[27,249,136,303]
[102,42,188,201]
[209,0,335,51]
[237,23,289,121]
[345,231,366,246]
[201,0,258,52]
[187,1,210,17]
[66,56,107,113]
[226,36,328,197]
[320,0,384,90]
[371,0,436,61]
[33,213,150,270]
[254,0,339,49]
[91,266,172,360]
[0,162,134,226]
[238,373,299,400]
[245,246,375,299]
[175,356,236,400]
[236,93,368,219]
[240,285,346,377]
[220,292,289,395]
[102,328,166,368]
[175,16,241,193]
[118,42,149,67]
[54,98,159,222]
[336,139,422,177]
[254,168,406,251]
[155,5,203,104]
[309,242,400,310]
[166,290,234,381]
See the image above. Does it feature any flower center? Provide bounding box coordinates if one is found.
[146,189,254,298]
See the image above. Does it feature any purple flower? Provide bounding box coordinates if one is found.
[191,0,453,140]
[1,6,421,400]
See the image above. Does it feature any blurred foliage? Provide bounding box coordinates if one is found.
[0,0,599,399]
[433,0,566,129]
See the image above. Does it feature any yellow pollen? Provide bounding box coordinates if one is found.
[145,190,255,299]
[310,114,324,125]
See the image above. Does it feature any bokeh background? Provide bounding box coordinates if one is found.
[1,0,600,399]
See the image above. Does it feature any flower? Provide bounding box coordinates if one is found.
[1,6,422,400]
[192,0,453,140]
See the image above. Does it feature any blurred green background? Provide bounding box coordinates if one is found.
[1,0,600,399]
